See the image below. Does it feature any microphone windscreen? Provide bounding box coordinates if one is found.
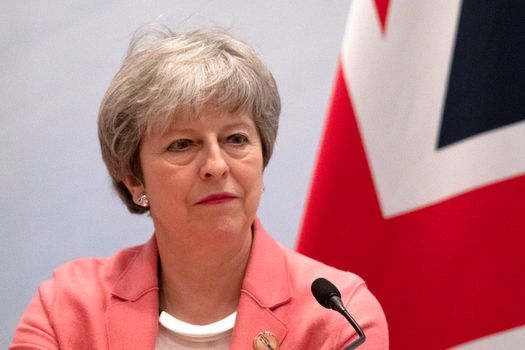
[311,277,342,309]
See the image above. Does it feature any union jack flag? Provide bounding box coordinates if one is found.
[297,1,525,348]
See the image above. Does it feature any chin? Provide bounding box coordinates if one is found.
[204,215,252,236]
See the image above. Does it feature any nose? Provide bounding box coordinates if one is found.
[199,143,229,179]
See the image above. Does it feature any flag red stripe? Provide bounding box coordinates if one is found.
[374,0,391,32]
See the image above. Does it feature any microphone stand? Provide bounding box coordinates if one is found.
[330,296,366,350]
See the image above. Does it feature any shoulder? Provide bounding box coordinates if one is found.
[47,242,145,294]
[279,246,372,323]
[282,247,365,294]
[280,246,389,349]
[36,240,151,317]
[10,240,153,349]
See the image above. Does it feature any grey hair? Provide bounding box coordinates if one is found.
[98,24,281,213]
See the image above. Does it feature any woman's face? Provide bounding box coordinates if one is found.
[128,111,264,243]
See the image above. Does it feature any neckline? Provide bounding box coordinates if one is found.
[159,311,237,338]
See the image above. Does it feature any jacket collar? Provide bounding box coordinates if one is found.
[104,220,293,349]
[107,221,292,307]
[106,236,159,350]
[240,220,292,308]
[230,220,292,348]
[110,236,159,301]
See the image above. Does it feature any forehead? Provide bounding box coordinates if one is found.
[148,109,256,135]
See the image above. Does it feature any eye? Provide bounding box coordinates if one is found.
[168,139,194,152]
[226,133,249,145]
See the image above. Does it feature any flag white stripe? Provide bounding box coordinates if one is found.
[449,325,525,350]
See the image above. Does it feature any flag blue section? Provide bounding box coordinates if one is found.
[438,0,525,148]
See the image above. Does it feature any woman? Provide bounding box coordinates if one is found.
[11,25,388,349]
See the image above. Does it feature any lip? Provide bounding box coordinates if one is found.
[195,192,238,205]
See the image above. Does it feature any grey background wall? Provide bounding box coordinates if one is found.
[0,0,352,346]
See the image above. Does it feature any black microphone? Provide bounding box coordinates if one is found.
[311,278,366,350]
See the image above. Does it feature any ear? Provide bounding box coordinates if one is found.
[122,175,145,200]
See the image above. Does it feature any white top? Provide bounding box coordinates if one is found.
[156,311,236,350]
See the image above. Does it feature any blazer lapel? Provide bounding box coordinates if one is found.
[231,293,289,349]
[230,221,291,349]
[105,236,159,350]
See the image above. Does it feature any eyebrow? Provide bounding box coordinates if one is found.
[167,121,256,134]
[221,121,256,130]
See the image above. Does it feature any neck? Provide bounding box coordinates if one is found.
[156,224,252,325]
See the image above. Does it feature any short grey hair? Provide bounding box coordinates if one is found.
[98,25,281,214]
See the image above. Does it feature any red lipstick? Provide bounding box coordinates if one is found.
[195,192,237,205]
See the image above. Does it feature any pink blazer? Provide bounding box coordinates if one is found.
[11,221,388,349]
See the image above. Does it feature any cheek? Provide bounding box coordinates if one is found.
[142,163,188,202]
[141,164,164,194]
[244,165,264,197]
